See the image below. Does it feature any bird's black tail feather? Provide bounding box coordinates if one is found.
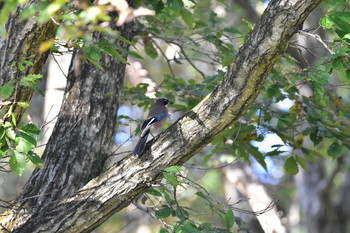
[133,131,149,156]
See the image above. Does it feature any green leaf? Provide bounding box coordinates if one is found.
[158,227,169,233]
[194,20,208,29]
[168,0,184,11]
[0,145,8,159]
[331,15,350,33]
[37,0,63,24]
[4,121,12,128]
[20,74,42,84]
[302,148,318,162]
[248,146,267,170]
[180,8,194,28]
[146,188,162,196]
[125,50,143,59]
[0,81,15,99]
[19,123,41,136]
[327,142,342,159]
[11,112,16,126]
[19,74,44,96]
[183,222,200,233]
[87,47,101,61]
[266,84,281,98]
[144,40,158,59]
[162,188,174,205]
[225,209,235,229]
[5,127,16,140]
[96,44,129,65]
[26,151,43,167]
[346,69,350,80]
[155,206,172,219]
[23,60,34,66]
[310,129,323,146]
[284,157,299,176]
[164,166,182,173]
[163,172,178,187]
[86,57,105,71]
[222,54,235,67]
[18,102,30,109]
[10,150,27,176]
[0,127,5,139]
[15,136,35,154]
[295,155,307,169]
[320,16,334,29]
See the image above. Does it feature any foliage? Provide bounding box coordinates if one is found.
[125,0,350,181]
[137,166,242,232]
[0,118,43,175]
[0,58,44,175]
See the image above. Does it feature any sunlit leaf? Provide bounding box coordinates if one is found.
[163,172,178,187]
[0,81,15,99]
[18,102,30,109]
[164,166,182,173]
[320,16,334,29]
[10,150,26,176]
[5,127,16,140]
[19,123,41,136]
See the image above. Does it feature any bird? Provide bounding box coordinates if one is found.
[133,97,173,156]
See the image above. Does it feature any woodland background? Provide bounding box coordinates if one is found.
[1,0,350,232]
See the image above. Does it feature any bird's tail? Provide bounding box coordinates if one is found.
[133,130,149,156]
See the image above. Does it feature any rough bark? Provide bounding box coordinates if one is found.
[18,23,137,206]
[0,0,322,232]
[0,0,57,121]
[296,159,350,233]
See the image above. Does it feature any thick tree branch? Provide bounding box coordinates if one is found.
[1,0,322,232]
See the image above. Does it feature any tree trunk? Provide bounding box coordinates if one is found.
[0,0,57,121]
[18,24,137,207]
[296,159,350,233]
[0,0,322,232]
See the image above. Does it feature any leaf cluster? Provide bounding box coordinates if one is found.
[138,166,241,233]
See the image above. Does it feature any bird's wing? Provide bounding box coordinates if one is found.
[140,112,166,137]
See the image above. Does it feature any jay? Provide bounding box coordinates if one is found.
[133,97,173,156]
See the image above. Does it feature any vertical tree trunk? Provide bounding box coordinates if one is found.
[18,23,137,207]
[296,160,350,233]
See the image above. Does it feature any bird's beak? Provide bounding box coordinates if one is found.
[168,100,174,104]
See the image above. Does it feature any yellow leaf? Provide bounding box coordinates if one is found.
[38,39,55,53]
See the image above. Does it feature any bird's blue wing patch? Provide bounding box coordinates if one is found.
[154,112,166,122]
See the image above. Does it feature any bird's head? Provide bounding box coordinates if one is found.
[156,97,174,105]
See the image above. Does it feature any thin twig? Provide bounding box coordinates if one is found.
[299,30,335,55]
[150,38,176,77]
[51,54,68,78]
